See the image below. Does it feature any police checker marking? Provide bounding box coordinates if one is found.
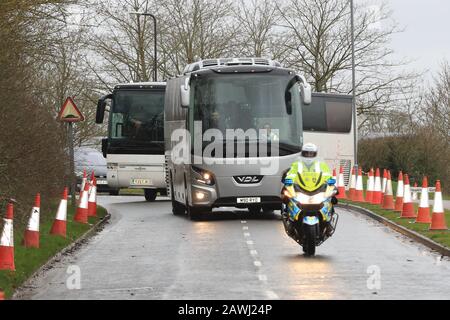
[96,179,108,185]
[237,197,261,204]
[130,178,152,186]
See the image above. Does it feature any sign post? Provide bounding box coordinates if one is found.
[57,97,85,207]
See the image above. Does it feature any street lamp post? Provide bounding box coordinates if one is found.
[130,11,158,82]
[350,0,358,170]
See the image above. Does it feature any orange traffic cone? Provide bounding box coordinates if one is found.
[23,193,40,248]
[380,169,387,204]
[88,177,97,217]
[349,167,356,201]
[400,174,416,218]
[79,169,87,201]
[0,290,4,300]
[50,187,68,237]
[429,180,447,230]
[415,177,431,224]
[74,183,90,224]
[394,171,404,212]
[0,203,15,271]
[354,168,365,202]
[336,166,347,199]
[382,171,395,210]
[332,168,337,181]
[365,168,374,203]
[371,168,382,205]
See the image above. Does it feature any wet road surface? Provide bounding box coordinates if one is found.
[18,195,450,300]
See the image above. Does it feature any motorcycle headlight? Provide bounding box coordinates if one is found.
[191,166,215,186]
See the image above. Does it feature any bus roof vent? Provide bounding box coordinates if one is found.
[183,58,282,74]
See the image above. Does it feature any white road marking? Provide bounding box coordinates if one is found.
[250,250,258,256]
[244,232,251,237]
[242,226,249,230]
[241,221,247,224]
[254,261,262,267]
[246,240,254,245]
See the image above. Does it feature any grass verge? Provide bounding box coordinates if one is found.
[0,203,107,299]
[340,199,450,248]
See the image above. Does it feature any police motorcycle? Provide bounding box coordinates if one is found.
[281,171,339,256]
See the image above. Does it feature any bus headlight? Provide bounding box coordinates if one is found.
[191,166,215,186]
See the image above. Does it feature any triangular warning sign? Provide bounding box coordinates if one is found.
[57,97,84,122]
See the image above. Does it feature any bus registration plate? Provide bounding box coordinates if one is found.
[237,197,261,204]
[131,179,152,186]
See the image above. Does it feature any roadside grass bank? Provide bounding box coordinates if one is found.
[340,199,450,248]
[0,202,107,299]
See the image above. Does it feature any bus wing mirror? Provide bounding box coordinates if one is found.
[180,77,190,108]
[300,83,312,105]
[96,94,112,124]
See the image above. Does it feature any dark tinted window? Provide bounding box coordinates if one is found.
[302,94,352,133]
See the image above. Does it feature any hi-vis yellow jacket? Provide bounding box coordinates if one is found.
[285,160,332,192]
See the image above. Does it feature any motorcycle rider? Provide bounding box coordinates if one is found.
[283,143,338,236]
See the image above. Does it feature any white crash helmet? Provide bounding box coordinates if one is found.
[300,143,318,166]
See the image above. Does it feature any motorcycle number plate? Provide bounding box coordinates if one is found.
[237,197,261,204]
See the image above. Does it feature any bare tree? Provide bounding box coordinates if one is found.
[422,61,450,145]
[233,0,279,58]
[158,0,238,77]
[277,0,417,125]
[87,0,159,86]
[0,0,74,224]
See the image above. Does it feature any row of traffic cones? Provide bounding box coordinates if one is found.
[0,170,98,274]
[334,165,447,231]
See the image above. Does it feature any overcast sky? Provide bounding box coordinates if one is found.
[367,0,450,79]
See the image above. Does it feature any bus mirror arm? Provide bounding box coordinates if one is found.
[101,138,108,158]
[96,94,113,124]
[180,77,191,108]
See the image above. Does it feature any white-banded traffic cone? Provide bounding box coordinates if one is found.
[0,203,15,271]
[381,171,395,210]
[50,187,68,237]
[415,177,431,224]
[400,174,416,218]
[79,169,87,201]
[365,168,374,203]
[336,166,347,199]
[381,169,388,204]
[429,180,447,230]
[354,168,365,202]
[88,177,97,217]
[74,183,89,224]
[371,168,382,205]
[332,168,337,182]
[23,193,40,248]
[394,171,404,212]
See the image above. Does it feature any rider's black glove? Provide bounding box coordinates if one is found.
[331,196,338,205]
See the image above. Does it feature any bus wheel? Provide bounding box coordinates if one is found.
[109,189,119,196]
[144,189,157,202]
[171,184,185,215]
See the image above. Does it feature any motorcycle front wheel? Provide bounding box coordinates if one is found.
[303,224,317,256]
